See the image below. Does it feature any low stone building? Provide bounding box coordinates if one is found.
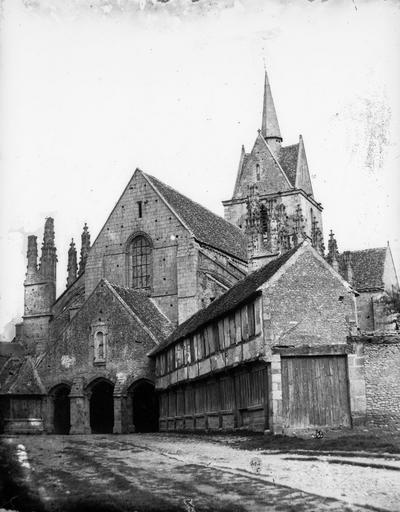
[151,243,362,434]
[326,235,400,331]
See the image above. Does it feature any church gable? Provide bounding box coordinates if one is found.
[84,169,190,302]
[233,134,293,199]
[264,245,356,347]
[43,279,170,388]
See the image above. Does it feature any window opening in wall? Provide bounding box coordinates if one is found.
[137,201,143,218]
[256,164,260,181]
[129,235,152,290]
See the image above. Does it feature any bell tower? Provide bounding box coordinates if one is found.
[223,70,324,268]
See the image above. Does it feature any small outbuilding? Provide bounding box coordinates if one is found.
[150,242,363,434]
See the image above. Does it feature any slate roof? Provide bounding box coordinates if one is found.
[110,283,174,342]
[143,172,248,262]
[0,357,45,395]
[150,245,301,355]
[0,341,24,362]
[338,247,387,291]
[278,144,299,187]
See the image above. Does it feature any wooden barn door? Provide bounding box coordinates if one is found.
[281,355,351,429]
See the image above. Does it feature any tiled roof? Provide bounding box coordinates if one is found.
[143,172,248,262]
[0,357,45,395]
[150,245,301,355]
[338,247,387,291]
[110,283,174,342]
[0,342,24,359]
[279,144,299,187]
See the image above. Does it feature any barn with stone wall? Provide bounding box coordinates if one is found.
[151,243,362,434]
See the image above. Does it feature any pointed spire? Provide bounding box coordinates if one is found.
[67,238,78,288]
[39,217,57,281]
[27,235,38,274]
[42,217,55,248]
[343,251,353,285]
[261,70,282,142]
[78,223,91,275]
[327,230,339,271]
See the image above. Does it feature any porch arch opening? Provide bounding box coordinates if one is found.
[88,379,114,434]
[129,380,158,433]
[52,384,71,434]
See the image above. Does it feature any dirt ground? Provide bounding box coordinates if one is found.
[1,433,399,512]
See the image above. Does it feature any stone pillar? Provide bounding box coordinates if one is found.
[69,377,90,434]
[44,395,54,434]
[113,394,128,434]
[269,353,284,434]
[126,394,135,433]
[347,344,367,426]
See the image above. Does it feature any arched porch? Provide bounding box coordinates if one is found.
[86,377,115,434]
[127,379,158,433]
[48,383,72,434]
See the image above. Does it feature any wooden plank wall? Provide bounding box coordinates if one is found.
[159,363,269,432]
[281,355,351,429]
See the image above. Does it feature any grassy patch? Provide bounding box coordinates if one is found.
[165,430,400,455]
[218,432,400,455]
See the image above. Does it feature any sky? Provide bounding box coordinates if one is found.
[0,0,399,340]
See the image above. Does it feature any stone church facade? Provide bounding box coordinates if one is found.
[0,71,399,435]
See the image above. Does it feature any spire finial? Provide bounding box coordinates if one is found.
[27,235,38,274]
[261,69,282,142]
[39,217,57,281]
[78,223,91,275]
[67,238,78,288]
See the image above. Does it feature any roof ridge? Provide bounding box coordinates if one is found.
[341,247,386,254]
[106,280,160,344]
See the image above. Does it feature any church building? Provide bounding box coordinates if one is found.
[1,71,399,435]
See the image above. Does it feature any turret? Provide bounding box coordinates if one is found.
[25,235,38,283]
[78,223,91,275]
[66,238,78,288]
[327,230,340,272]
[40,217,57,283]
[22,217,58,355]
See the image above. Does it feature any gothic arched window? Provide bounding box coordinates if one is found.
[128,235,152,290]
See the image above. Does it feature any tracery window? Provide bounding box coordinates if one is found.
[128,235,152,290]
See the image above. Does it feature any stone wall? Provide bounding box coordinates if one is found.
[363,338,400,430]
[84,171,189,325]
[263,249,357,354]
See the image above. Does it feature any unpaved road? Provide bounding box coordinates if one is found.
[2,433,400,511]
